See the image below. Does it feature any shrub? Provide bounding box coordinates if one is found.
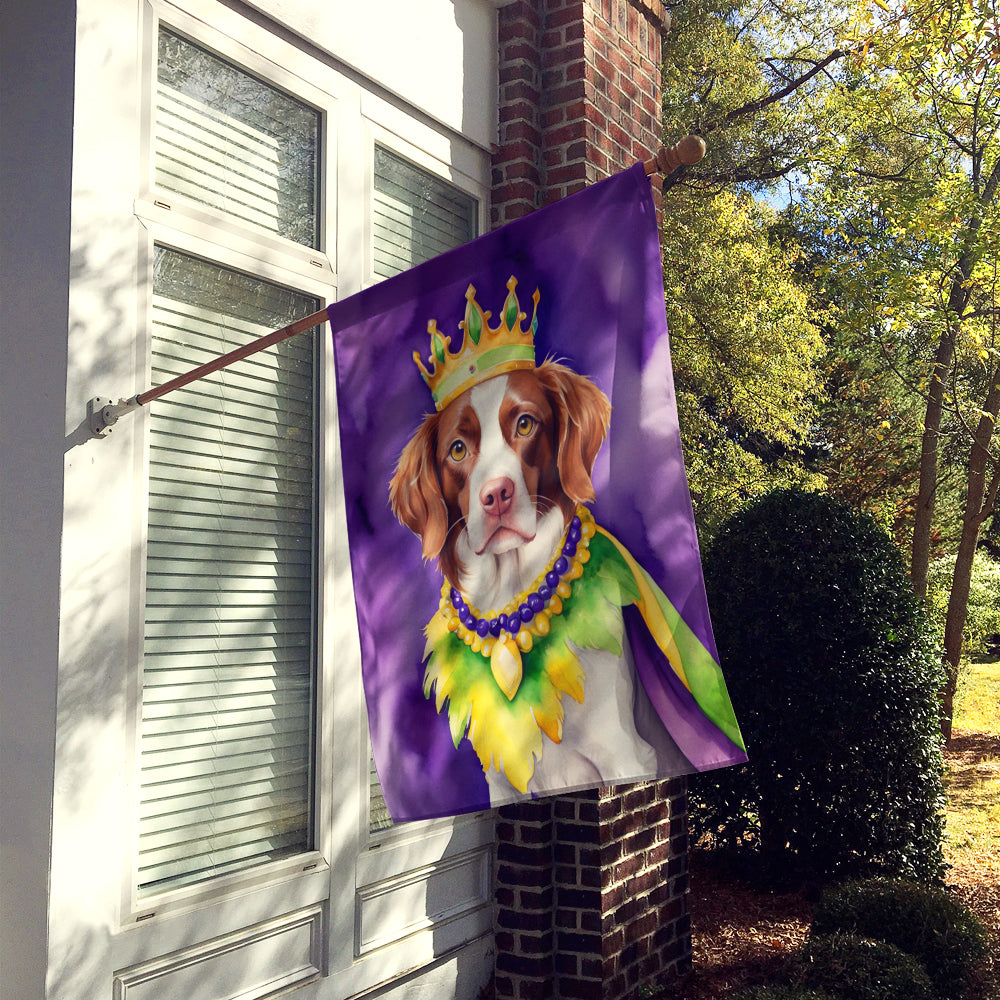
[792,933,934,1000]
[692,489,946,882]
[732,987,836,1000]
[811,878,988,998]
[927,551,1000,659]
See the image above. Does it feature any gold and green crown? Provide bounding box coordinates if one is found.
[414,276,540,411]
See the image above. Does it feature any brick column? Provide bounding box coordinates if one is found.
[492,0,668,226]
[491,3,691,999]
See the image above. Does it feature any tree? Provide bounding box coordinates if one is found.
[661,0,854,195]
[659,1,850,538]
[661,188,825,538]
[800,0,1000,736]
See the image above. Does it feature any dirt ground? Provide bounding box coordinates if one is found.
[659,733,1000,999]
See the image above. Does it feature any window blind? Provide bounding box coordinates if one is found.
[372,146,477,280]
[156,28,320,248]
[368,147,478,832]
[138,248,319,895]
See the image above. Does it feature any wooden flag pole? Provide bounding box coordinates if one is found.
[88,136,706,437]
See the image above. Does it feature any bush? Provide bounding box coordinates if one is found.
[927,551,1000,659]
[812,878,988,998]
[732,987,836,1000]
[792,933,934,1000]
[692,489,946,882]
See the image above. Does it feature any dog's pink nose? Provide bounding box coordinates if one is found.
[480,476,515,517]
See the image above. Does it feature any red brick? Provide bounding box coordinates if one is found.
[560,979,603,1000]
[543,39,587,69]
[556,952,579,976]
[516,976,557,1000]
[557,930,603,956]
[498,862,552,888]
[543,106,567,129]
[503,79,542,104]
[502,120,543,145]
[520,886,554,910]
[498,906,551,932]
[503,40,538,64]
[520,930,555,954]
[499,99,540,124]
[625,868,658,896]
[496,952,551,978]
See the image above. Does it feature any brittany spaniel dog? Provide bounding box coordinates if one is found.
[390,360,663,802]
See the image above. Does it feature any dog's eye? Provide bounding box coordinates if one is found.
[515,414,536,437]
[448,440,467,462]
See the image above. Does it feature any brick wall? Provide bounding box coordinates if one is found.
[490,8,691,997]
[494,782,691,1000]
[492,0,668,227]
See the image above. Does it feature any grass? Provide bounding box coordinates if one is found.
[945,659,1000,868]
[954,658,1000,734]
[942,658,1000,1000]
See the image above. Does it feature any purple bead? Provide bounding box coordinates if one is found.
[498,613,508,631]
[459,607,473,625]
[450,587,462,605]
[537,584,552,601]
[507,613,521,634]
[527,592,545,613]
[562,541,577,557]
[545,570,560,588]
[553,556,569,576]
[568,522,582,543]
[489,618,503,637]
[519,602,534,623]
[476,618,490,638]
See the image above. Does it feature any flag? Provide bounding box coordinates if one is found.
[329,163,746,822]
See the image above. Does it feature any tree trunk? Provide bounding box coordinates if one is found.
[911,160,1000,596]
[940,374,1000,741]
[910,329,956,598]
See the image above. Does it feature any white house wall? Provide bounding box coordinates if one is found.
[0,0,499,997]
[242,0,498,152]
[0,0,76,996]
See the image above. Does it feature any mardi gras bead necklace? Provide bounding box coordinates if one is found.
[435,505,596,700]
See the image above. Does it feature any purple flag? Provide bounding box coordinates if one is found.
[330,164,746,822]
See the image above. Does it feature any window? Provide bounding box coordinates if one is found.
[119,7,493,991]
[155,28,320,247]
[372,145,477,280]
[136,26,323,897]
[139,248,319,895]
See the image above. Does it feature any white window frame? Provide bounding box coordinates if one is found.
[111,0,496,992]
[123,0,339,931]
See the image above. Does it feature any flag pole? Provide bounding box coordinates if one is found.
[88,135,705,438]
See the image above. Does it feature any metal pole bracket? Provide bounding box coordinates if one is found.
[88,396,140,438]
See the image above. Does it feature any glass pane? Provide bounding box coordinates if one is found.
[369,149,479,832]
[372,146,477,279]
[156,28,320,248]
[138,246,318,895]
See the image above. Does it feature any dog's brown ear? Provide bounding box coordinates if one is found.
[537,360,611,503]
[389,416,449,561]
